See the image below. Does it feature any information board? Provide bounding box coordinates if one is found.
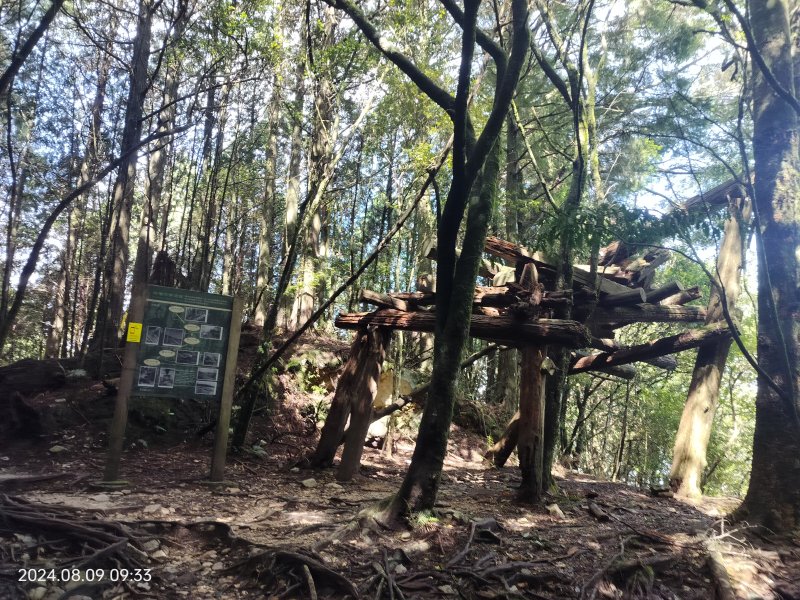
[133,285,234,401]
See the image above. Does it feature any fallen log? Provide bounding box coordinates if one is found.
[335,309,592,348]
[571,323,732,374]
[590,338,678,371]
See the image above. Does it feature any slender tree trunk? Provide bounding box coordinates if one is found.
[276,48,306,331]
[96,0,153,348]
[669,197,751,497]
[495,115,520,412]
[735,0,800,531]
[254,74,281,325]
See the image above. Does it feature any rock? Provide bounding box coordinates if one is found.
[43,588,65,600]
[212,562,225,571]
[143,504,162,514]
[49,445,67,453]
[290,467,300,473]
[301,478,317,488]
[27,588,46,600]
[152,549,167,559]
[53,398,66,404]
[395,564,408,575]
[546,503,566,519]
[400,532,412,540]
[326,482,344,491]
[226,487,241,494]
[142,539,160,552]
[89,494,110,502]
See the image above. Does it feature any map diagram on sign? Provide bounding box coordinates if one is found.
[134,286,233,401]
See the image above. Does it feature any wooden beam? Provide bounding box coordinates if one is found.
[518,346,546,503]
[483,236,635,296]
[660,286,702,306]
[645,282,684,303]
[598,287,647,307]
[569,351,637,379]
[591,304,707,326]
[360,289,410,311]
[590,337,678,370]
[335,309,591,348]
[571,323,732,374]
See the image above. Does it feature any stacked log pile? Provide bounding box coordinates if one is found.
[337,236,730,378]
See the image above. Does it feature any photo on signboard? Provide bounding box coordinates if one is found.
[162,327,184,346]
[185,307,208,323]
[197,367,218,381]
[199,324,223,340]
[195,380,217,396]
[202,352,221,367]
[144,326,161,345]
[138,366,157,387]
[158,367,176,388]
[176,350,199,365]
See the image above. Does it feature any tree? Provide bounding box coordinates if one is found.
[734,0,800,531]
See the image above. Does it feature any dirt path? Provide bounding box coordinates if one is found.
[2,423,799,599]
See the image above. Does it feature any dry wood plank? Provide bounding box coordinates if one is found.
[360,289,409,311]
[335,309,591,347]
[571,323,731,374]
[591,304,707,326]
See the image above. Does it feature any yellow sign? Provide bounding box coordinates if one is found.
[127,322,143,342]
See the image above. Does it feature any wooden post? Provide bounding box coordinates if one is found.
[517,346,546,503]
[336,326,391,481]
[103,283,148,482]
[309,327,390,468]
[210,296,244,482]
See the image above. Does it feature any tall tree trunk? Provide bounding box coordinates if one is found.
[669,197,751,497]
[254,74,281,325]
[96,0,153,348]
[276,48,306,331]
[495,115,521,413]
[290,7,338,330]
[735,0,800,531]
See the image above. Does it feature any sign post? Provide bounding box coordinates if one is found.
[210,296,243,482]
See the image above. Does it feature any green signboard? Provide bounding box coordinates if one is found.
[134,285,234,401]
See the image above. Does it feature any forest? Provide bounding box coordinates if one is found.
[0,0,799,598]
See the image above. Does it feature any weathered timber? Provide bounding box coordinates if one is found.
[517,346,547,503]
[337,327,391,482]
[591,304,706,326]
[335,309,591,347]
[645,282,684,303]
[660,286,702,306]
[590,337,678,371]
[597,287,646,307]
[310,327,389,469]
[570,351,637,379]
[390,291,435,305]
[485,411,519,468]
[359,289,410,311]
[571,323,732,374]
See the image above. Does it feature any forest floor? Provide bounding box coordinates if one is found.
[1,333,799,599]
